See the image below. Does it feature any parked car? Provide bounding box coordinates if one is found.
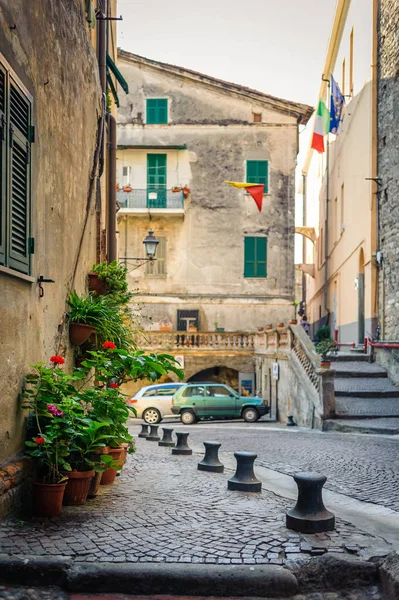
[128,383,187,424]
[171,382,269,424]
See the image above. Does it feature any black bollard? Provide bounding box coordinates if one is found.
[146,424,160,442]
[286,472,335,533]
[171,432,192,455]
[158,428,175,447]
[228,451,261,492]
[138,424,149,438]
[287,416,297,427]
[198,441,224,473]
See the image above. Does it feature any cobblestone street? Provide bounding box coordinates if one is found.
[0,428,394,566]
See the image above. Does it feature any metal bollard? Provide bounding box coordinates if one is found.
[138,424,149,438]
[171,432,192,455]
[146,424,160,442]
[227,451,262,492]
[286,472,335,533]
[198,441,224,473]
[158,428,175,447]
[287,416,297,427]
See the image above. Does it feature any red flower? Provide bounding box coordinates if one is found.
[102,341,116,350]
[109,383,119,389]
[35,436,45,445]
[50,355,65,365]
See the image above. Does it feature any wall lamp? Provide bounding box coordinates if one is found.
[122,229,159,271]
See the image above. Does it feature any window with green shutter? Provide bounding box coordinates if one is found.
[246,160,268,193]
[244,236,267,278]
[0,57,33,276]
[146,99,168,124]
[147,154,167,207]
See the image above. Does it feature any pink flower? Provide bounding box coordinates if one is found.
[50,355,65,365]
[102,341,116,350]
[47,404,64,417]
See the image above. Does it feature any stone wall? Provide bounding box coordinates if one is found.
[378,0,399,340]
[0,0,100,499]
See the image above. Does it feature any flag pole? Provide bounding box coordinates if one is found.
[322,76,331,327]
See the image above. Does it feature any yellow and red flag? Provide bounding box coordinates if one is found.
[225,181,264,212]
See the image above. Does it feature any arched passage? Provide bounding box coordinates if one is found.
[188,366,239,391]
[358,248,365,344]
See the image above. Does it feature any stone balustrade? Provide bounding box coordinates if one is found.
[134,331,256,352]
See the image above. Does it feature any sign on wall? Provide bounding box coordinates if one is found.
[175,355,185,369]
[272,363,279,380]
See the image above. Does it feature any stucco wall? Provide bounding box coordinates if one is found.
[117,56,301,332]
[0,0,101,464]
[378,0,399,340]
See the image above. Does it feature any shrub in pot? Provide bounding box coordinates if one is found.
[88,261,133,305]
[316,339,338,368]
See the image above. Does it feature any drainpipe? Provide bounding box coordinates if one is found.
[302,173,307,313]
[323,79,331,326]
[107,112,117,262]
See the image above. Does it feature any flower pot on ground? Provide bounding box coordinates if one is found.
[69,322,94,346]
[88,272,109,296]
[63,469,95,506]
[32,481,67,517]
[101,447,124,485]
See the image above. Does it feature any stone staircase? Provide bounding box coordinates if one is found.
[324,352,399,434]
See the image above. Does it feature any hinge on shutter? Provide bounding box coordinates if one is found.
[0,115,5,141]
[28,237,35,255]
[26,142,30,164]
[9,124,14,148]
[28,126,35,143]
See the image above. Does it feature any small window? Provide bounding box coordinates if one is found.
[246,160,268,193]
[146,98,168,124]
[142,388,159,397]
[157,386,179,396]
[177,309,199,331]
[182,386,204,397]
[244,236,267,278]
[146,236,167,276]
[208,386,231,397]
[253,113,262,123]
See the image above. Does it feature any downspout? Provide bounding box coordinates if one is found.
[107,112,117,262]
[323,79,331,325]
[302,172,307,313]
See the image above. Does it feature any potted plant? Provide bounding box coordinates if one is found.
[276,322,285,328]
[316,339,338,369]
[265,324,273,330]
[188,324,197,332]
[159,318,172,332]
[257,327,264,333]
[88,261,132,301]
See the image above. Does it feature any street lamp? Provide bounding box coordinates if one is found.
[122,229,159,270]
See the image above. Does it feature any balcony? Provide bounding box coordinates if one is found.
[117,188,185,216]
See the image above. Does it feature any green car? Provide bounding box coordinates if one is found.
[171,382,269,425]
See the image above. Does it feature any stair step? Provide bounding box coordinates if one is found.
[324,418,399,435]
[335,396,399,418]
[331,353,370,362]
[333,361,387,378]
[334,377,399,398]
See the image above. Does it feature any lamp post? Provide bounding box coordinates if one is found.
[122,229,159,270]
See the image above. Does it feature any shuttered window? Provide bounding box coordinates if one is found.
[244,236,267,278]
[146,99,168,124]
[0,58,33,275]
[145,236,167,276]
[246,160,269,193]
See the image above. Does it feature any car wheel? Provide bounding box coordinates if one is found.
[242,407,259,423]
[143,408,161,424]
[181,410,197,425]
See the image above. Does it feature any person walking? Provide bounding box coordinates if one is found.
[300,315,310,336]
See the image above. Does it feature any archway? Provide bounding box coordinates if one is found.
[188,366,239,391]
[358,249,365,344]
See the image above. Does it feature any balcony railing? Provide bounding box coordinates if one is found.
[117,189,184,210]
[134,331,256,351]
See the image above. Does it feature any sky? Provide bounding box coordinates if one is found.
[117,0,337,107]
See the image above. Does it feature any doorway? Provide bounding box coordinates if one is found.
[358,249,365,345]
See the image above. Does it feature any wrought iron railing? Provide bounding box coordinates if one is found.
[117,189,184,209]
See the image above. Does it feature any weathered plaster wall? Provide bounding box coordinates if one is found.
[0,0,100,464]
[378,0,399,340]
[117,57,300,332]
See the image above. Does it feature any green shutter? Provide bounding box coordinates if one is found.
[0,67,6,265]
[244,236,267,278]
[147,154,167,207]
[246,160,268,193]
[146,99,168,124]
[8,82,30,274]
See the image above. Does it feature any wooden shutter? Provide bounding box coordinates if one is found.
[146,99,168,124]
[246,160,268,193]
[244,236,267,278]
[146,236,167,276]
[8,82,30,274]
[0,67,6,265]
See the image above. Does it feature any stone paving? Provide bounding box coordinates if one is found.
[0,587,385,599]
[177,424,399,512]
[0,435,393,566]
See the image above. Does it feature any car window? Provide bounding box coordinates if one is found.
[182,386,205,397]
[142,388,159,397]
[157,387,180,396]
[208,386,232,397]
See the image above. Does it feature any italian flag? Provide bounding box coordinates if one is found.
[311,99,330,153]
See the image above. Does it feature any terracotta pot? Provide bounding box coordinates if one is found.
[257,327,264,332]
[63,470,95,506]
[160,325,171,331]
[277,323,285,328]
[33,481,67,518]
[320,361,331,369]
[88,272,108,295]
[69,323,94,346]
[101,448,123,485]
[289,320,298,324]
[87,471,103,498]
[266,325,273,330]
[120,443,129,466]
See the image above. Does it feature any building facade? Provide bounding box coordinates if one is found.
[0,0,124,517]
[301,0,379,345]
[116,50,312,391]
